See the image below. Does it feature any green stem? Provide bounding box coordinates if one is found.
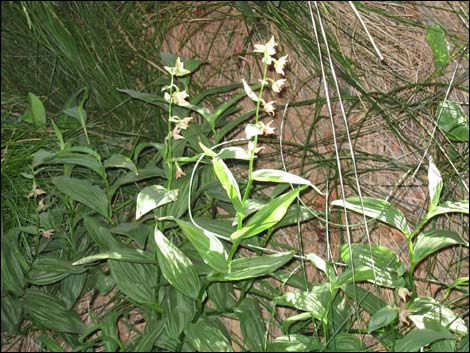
[229,54,269,262]
[166,75,175,190]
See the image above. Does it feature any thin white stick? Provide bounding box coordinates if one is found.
[349,1,384,61]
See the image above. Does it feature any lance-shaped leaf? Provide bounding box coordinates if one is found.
[367,306,399,332]
[218,146,252,161]
[33,149,106,179]
[395,327,453,352]
[72,248,156,265]
[236,299,267,352]
[154,227,201,299]
[136,185,178,220]
[413,229,468,267]
[252,169,323,194]
[212,157,243,215]
[408,296,468,335]
[339,243,406,288]
[29,257,86,285]
[428,158,442,211]
[176,220,228,274]
[331,197,411,237]
[22,288,85,334]
[211,252,294,281]
[104,154,138,175]
[275,284,330,320]
[426,200,469,221]
[231,186,306,241]
[52,176,109,219]
[185,316,233,352]
[267,335,322,352]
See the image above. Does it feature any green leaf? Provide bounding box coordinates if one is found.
[212,157,243,215]
[104,154,138,174]
[252,169,323,194]
[33,150,106,179]
[426,25,449,69]
[176,220,228,273]
[207,282,237,312]
[413,229,468,267]
[331,197,411,237]
[343,284,387,315]
[22,288,85,334]
[110,223,149,249]
[428,158,443,211]
[306,253,335,280]
[60,273,86,310]
[109,261,160,310]
[340,243,406,288]
[154,227,201,300]
[52,177,109,219]
[367,306,398,332]
[72,248,156,265]
[212,252,294,281]
[29,257,86,285]
[135,185,178,220]
[1,293,23,335]
[237,298,267,351]
[267,335,322,352]
[395,328,453,352]
[162,286,196,339]
[28,92,46,127]
[325,333,366,352]
[274,284,330,320]
[437,101,469,142]
[408,297,468,335]
[51,119,65,150]
[217,146,252,160]
[1,232,27,296]
[426,200,469,221]
[231,186,306,241]
[84,216,123,250]
[94,271,115,295]
[38,334,65,352]
[109,167,166,198]
[185,316,233,352]
[134,314,165,352]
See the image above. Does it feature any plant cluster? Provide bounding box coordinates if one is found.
[1,31,469,352]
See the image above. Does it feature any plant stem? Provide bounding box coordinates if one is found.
[166,75,175,190]
[229,55,269,262]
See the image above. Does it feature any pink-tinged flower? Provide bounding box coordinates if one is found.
[177,117,193,130]
[271,79,287,93]
[28,185,46,198]
[41,229,55,239]
[262,100,276,116]
[172,127,184,140]
[173,90,190,106]
[248,141,265,154]
[261,120,276,136]
[274,55,288,76]
[176,166,186,179]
